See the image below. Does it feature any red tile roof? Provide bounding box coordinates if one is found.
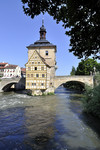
[5,65,18,69]
[0,62,8,65]
[0,62,8,69]
[21,68,26,73]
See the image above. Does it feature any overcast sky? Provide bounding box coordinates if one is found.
[0,0,81,75]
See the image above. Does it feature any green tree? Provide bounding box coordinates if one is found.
[83,84,100,118]
[70,66,76,75]
[96,63,100,73]
[21,0,100,59]
[75,58,97,75]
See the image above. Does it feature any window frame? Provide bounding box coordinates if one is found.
[45,51,48,56]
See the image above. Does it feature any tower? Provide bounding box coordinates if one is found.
[26,20,57,95]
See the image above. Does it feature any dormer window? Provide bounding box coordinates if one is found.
[46,51,48,56]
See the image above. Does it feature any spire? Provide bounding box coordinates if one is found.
[42,18,44,27]
[40,19,46,40]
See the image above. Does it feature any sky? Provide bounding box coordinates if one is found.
[0,0,81,75]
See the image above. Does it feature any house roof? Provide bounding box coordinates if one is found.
[0,62,8,69]
[27,39,56,48]
[5,65,18,69]
[21,68,26,73]
[26,50,51,68]
[36,50,51,68]
[0,62,8,65]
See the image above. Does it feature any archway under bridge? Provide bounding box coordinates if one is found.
[54,76,94,91]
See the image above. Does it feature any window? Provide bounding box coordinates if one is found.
[38,62,40,64]
[32,83,36,86]
[28,67,31,71]
[27,74,30,77]
[36,74,39,77]
[35,67,37,70]
[32,62,34,64]
[42,74,45,78]
[45,51,48,56]
[27,83,29,86]
[41,83,44,86]
[41,67,44,70]
[31,74,33,77]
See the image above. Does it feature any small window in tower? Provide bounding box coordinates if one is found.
[35,67,37,70]
[41,67,44,70]
[36,74,39,77]
[41,83,44,86]
[45,51,48,56]
[42,74,45,78]
[41,33,44,38]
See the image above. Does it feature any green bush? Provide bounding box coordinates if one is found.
[42,92,54,96]
[47,92,54,95]
[82,84,100,118]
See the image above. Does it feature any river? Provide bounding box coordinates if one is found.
[0,86,100,150]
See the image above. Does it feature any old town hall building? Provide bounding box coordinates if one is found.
[26,20,57,95]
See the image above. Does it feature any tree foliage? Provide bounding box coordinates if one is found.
[82,84,100,118]
[75,58,97,75]
[21,0,100,59]
[70,66,76,75]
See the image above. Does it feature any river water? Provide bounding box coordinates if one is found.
[0,86,100,150]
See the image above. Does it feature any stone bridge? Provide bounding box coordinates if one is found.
[0,76,94,92]
[0,77,25,92]
[54,75,94,90]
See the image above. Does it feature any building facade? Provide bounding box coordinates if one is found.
[26,20,57,95]
[4,65,21,78]
[0,62,9,77]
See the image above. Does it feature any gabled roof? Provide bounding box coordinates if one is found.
[26,50,51,68]
[36,50,51,68]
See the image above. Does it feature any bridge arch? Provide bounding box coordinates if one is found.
[54,76,93,90]
[0,78,21,92]
[54,80,85,90]
[2,82,18,92]
[60,80,85,91]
